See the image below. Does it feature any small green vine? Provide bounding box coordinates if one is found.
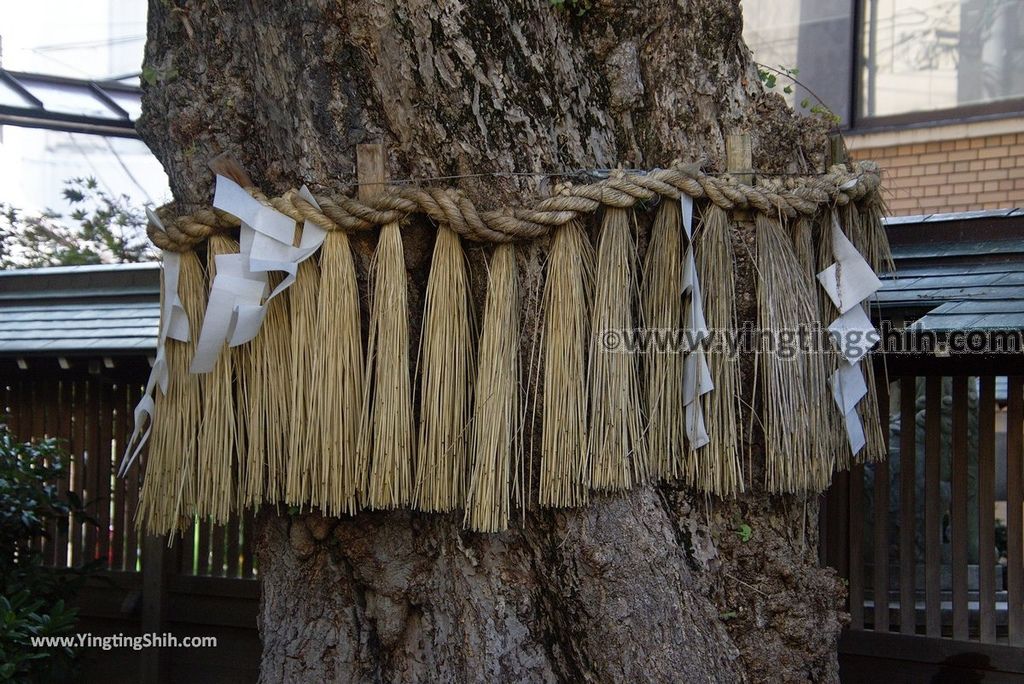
[756,63,840,125]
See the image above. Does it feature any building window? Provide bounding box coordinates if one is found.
[743,0,1024,129]
[862,0,1024,119]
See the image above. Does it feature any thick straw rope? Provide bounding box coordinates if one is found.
[148,162,882,251]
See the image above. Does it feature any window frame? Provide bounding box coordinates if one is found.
[846,0,1024,132]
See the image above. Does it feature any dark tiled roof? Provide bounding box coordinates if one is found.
[0,263,159,355]
[876,209,1024,332]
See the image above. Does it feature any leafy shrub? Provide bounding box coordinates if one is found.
[0,424,95,682]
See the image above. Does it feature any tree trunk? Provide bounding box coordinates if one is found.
[140,1,844,681]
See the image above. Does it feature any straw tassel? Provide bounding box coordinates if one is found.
[241,273,290,506]
[856,191,896,276]
[195,234,242,524]
[755,214,832,493]
[414,225,474,512]
[792,215,846,478]
[539,220,593,507]
[309,230,365,516]
[692,205,744,496]
[465,243,520,531]
[137,249,205,535]
[357,222,415,509]
[589,206,647,491]
[284,257,321,508]
[641,199,686,481]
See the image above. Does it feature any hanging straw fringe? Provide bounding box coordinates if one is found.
[312,230,364,516]
[195,234,242,524]
[539,220,593,507]
[642,199,686,481]
[241,273,290,507]
[137,250,205,535]
[589,207,647,491]
[692,205,744,496]
[465,244,520,531]
[414,225,474,512]
[792,216,844,477]
[856,189,895,275]
[357,222,415,509]
[133,156,893,530]
[284,257,321,508]
[755,214,832,493]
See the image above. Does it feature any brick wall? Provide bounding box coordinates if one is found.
[850,130,1024,216]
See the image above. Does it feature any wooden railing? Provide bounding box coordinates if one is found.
[823,359,1024,677]
[2,358,261,683]
[1,360,257,579]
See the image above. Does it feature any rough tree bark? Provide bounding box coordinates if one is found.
[140,1,846,681]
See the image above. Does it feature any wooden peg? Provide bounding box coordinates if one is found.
[356,143,386,201]
[726,132,753,222]
[828,133,848,169]
[726,132,754,185]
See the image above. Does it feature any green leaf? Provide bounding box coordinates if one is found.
[736,524,753,543]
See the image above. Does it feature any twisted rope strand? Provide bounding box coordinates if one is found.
[149,161,881,251]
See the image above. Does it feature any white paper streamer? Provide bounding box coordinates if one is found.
[816,209,880,456]
[842,407,867,454]
[827,305,878,364]
[189,176,327,373]
[680,194,713,449]
[119,210,189,475]
[830,362,867,416]
[816,212,882,314]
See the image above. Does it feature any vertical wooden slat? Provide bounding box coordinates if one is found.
[211,523,226,578]
[111,383,128,571]
[83,380,100,563]
[241,508,255,579]
[828,470,850,578]
[849,461,865,630]
[179,518,196,576]
[17,378,31,439]
[124,382,141,572]
[7,380,20,436]
[196,519,211,576]
[53,379,73,568]
[951,376,969,641]
[873,377,890,632]
[96,381,113,569]
[1007,375,1024,646]
[30,381,45,556]
[70,380,88,567]
[899,375,917,635]
[924,376,942,637]
[43,378,61,564]
[140,534,170,684]
[227,514,240,578]
[978,375,996,643]
[818,491,829,568]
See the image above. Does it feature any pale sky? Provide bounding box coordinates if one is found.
[0,0,147,79]
[0,0,169,216]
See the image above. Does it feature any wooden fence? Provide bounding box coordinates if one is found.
[823,357,1024,680]
[1,357,260,683]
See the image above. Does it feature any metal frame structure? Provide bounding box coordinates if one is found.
[0,69,141,138]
